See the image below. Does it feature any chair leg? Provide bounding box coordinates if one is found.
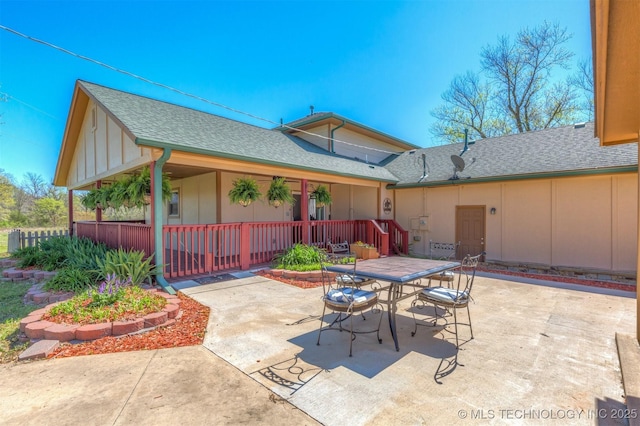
[467,304,474,340]
[348,310,354,357]
[453,307,459,349]
[316,304,328,346]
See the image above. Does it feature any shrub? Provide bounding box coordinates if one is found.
[96,248,155,286]
[14,246,44,269]
[272,244,327,270]
[44,267,95,293]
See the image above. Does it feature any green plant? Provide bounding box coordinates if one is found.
[312,185,332,207]
[126,166,172,208]
[13,246,44,269]
[80,189,100,210]
[44,267,96,293]
[228,176,262,207]
[96,248,155,286]
[46,285,166,325]
[106,179,129,209]
[266,177,295,208]
[87,274,132,308]
[272,244,327,270]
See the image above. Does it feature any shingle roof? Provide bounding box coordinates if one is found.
[77,81,637,188]
[384,122,638,187]
[78,81,399,182]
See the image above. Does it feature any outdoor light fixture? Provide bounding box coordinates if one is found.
[490,207,497,215]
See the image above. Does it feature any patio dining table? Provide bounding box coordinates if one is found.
[326,256,460,351]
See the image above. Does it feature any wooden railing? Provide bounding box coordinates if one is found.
[76,221,153,256]
[78,219,408,279]
[377,219,409,255]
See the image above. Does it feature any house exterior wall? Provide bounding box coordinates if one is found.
[393,173,638,274]
[66,100,153,189]
[163,172,217,225]
[291,125,330,151]
[293,125,401,165]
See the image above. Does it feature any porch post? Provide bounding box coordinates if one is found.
[301,179,309,244]
[149,160,156,252]
[68,189,74,237]
[96,180,103,222]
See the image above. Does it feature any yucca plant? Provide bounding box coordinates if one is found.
[96,248,155,286]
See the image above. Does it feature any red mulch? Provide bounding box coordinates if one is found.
[476,266,635,292]
[48,292,210,359]
[257,266,635,293]
[255,270,324,289]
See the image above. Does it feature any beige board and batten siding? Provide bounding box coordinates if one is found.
[67,100,153,189]
[164,172,217,226]
[393,173,638,274]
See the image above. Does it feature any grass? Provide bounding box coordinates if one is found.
[0,279,40,363]
[0,230,9,258]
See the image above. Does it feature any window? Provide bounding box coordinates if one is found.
[90,106,97,131]
[168,189,180,217]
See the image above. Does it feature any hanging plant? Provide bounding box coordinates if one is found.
[312,184,332,207]
[108,179,129,209]
[228,176,262,207]
[126,166,172,208]
[80,189,100,211]
[95,185,112,210]
[266,177,295,208]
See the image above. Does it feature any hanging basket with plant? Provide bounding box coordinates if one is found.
[80,188,100,211]
[126,166,172,208]
[312,184,332,207]
[228,176,262,207]
[266,177,295,208]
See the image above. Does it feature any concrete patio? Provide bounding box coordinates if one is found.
[0,272,636,425]
[182,272,637,425]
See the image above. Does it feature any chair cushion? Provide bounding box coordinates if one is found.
[326,287,377,305]
[420,286,468,304]
[428,271,455,282]
[337,275,370,285]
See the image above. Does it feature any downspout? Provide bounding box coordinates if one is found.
[330,120,346,153]
[153,148,175,294]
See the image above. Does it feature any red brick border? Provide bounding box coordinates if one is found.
[21,292,182,342]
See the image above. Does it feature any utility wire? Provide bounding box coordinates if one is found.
[0,24,402,156]
[0,91,58,119]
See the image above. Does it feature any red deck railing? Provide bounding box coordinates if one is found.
[377,219,409,255]
[76,219,408,279]
[76,221,153,256]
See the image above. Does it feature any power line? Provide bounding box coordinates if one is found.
[0,24,402,156]
[0,91,58,119]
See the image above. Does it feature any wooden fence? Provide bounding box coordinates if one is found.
[7,229,70,253]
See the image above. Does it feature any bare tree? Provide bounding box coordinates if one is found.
[431,22,588,144]
[570,57,594,121]
[22,172,48,199]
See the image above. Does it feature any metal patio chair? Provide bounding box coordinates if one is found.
[426,240,461,285]
[411,253,482,348]
[316,253,383,357]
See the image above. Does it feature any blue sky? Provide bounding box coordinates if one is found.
[0,0,592,184]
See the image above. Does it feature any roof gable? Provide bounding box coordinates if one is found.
[59,81,399,183]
